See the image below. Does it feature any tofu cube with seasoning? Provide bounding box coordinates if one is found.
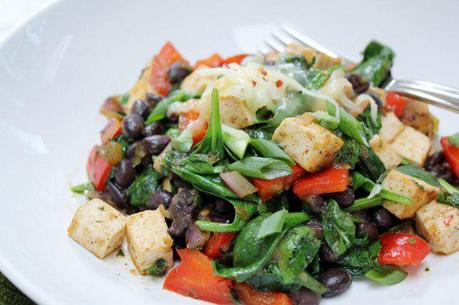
[390,126,431,166]
[416,201,459,255]
[382,170,440,219]
[126,209,173,275]
[67,199,126,259]
[379,112,405,143]
[272,113,343,172]
[370,135,402,169]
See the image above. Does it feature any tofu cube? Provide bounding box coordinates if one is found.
[219,95,256,129]
[370,135,402,169]
[379,112,405,143]
[126,209,173,275]
[416,201,459,255]
[68,199,126,259]
[390,126,431,166]
[272,113,343,172]
[382,170,440,219]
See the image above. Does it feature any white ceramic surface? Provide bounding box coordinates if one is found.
[1,0,459,304]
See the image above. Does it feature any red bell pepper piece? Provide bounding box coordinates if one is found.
[378,233,431,266]
[235,283,293,305]
[194,53,223,68]
[163,249,234,304]
[385,92,408,118]
[221,54,248,65]
[87,145,112,191]
[150,42,188,96]
[293,167,349,199]
[100,118,122,144]
[253,165,305,202]
[204,232,236,258]
[441,136,459,178]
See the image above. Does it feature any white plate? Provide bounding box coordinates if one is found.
[1,0,459,304]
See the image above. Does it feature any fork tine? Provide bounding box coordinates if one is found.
[270,29,292,47]
[264,38,285,53]
[279,24,340,59]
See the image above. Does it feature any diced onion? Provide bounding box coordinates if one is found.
[368,184,382,199]
[220,171,257,198]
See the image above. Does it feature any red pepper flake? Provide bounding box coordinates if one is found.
[276,79,283,88]
[444,214,454,226]
[251,80,257,87]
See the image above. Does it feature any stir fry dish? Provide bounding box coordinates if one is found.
[68,41,459,305]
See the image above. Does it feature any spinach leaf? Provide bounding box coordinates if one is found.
[357,145,386,181]
[365,265,407,285]
[228,157,292,180]
[276,226,321,284]
[245,264,297,292]
[334,137,361,168]
[245,128,273,140]
[437,178,459,207]
[196,198,257,232]
[352,41,395,87]
[145,90,197,124]
[232,214,279,267]
[345,196,383,212]
[359,106,382,139]
[322,200,356,256]
[250,139,294,165]
[222,124,251,159]
[170,126,193,152]
[128,167,160,206]
[214,226,287,282]
[338,242,381,276]
[183,154,225,175]
[352,172,412,205]
[396,164,441,187]
[147,258,168,277]
[192,88,225,160]
[257,209,288,239]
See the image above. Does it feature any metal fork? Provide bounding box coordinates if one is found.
[262,24,459,114]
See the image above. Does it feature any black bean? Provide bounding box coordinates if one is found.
[130,99,150,119]
[320,244,338,263]
[372,207,396,229]
[346,74,369,95]
[167,112,179,123]
[425,151,444,171]
[126,141,149,167]
[320,268,352,298]
[146,190,172,210]
[168,188,201,238]
[144,122,164,136]
[328,188,355,208]
[143,135,170,155]
[145,93,163,108]
[351,210,371,223]
[115,159,136,187]
[306,220,323,240]
[290,288,321,305]
[303,195,326,213]
[123,114,144,141]
[357,222,379,241]
[168,62,191,85]
[106,181,129,208]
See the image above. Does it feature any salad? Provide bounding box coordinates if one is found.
[68,41,459,305]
